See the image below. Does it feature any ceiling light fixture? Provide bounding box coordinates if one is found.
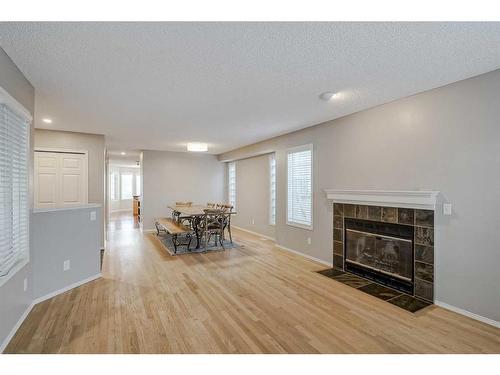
[121,152,126,155]
[187,142,208,152]
[319,91,339,101]
[42,118,53,124]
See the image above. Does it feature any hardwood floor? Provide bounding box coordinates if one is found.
[5,213,500,353]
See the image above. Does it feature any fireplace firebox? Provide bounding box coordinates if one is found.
[344,218,414,294]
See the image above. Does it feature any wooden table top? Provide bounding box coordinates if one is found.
[168,204,236,216]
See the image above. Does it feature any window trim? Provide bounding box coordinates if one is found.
[227,162,236,208]
[286,144,313,231]
[269,153,276,226]
[0,87,31,287]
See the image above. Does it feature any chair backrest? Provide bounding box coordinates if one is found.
[207,202,216,208]
[203,208,226,229]
[175,201,192,207]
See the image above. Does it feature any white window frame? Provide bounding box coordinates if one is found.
[286,144,313,231]
[269,153,276,225]
[228,162,236,208]
[0,87,31,287]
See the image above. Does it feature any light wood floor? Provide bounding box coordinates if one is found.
[5,213,500,353]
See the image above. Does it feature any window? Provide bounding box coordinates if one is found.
[228,162,236,208]
[135,172,141,196]
[0,102,30,284]
[110,173,118,200]
[287,144,313,230]
[121,173,133,200]
[269,153,276,225]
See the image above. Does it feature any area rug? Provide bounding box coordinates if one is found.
[155,233,242,255]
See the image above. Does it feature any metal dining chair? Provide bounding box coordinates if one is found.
[202,208,226,250]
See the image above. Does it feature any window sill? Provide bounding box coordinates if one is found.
[0,258,29,288]
[286,221,313,231]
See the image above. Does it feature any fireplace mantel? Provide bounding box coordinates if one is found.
[324,189,440,210]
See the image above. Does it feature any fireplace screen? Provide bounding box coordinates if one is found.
[345,229,413,281]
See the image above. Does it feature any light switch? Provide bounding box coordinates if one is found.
[307,237,312,245]
[90,211,96,221]
[443,203,452,216]
[23,278,28,292]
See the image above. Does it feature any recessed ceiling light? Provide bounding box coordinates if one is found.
[120,152,126,155]
[319,91,339,101]
[42,118,53,124]
[187,142,208,152]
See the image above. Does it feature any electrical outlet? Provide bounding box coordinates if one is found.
[307,237,311,245]
[23,278,28,292]
[63,260,70,271]
[90,211,96,221]
[443,203,452,216]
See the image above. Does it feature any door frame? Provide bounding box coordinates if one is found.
[34,147,89,207]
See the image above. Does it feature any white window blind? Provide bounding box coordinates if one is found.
[0,103,29,280]
[135,172,141,196]
[121,173,133,200]
[110,172,117,200]
[228,162,236,208]
[287,145,313,229]
[269,154,276,225]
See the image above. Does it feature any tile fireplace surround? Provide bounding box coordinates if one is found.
[325,190,439,303]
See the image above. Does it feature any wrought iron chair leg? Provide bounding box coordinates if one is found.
[173,234,178,254]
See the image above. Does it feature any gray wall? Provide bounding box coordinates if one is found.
[0,47,34,350]
[142,150,225,231]
[34,129,106,248]
[232,154,276,239]
[219,69,500,323]
[32,206,102,298]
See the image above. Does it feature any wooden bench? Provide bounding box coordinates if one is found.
[155,218,192,253]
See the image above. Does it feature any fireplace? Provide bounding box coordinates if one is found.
[344,218,414,294]
[327,189,438,302]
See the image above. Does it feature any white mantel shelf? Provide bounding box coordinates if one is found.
[324,189,440,210]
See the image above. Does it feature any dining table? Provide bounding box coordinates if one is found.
[167,204,236,249]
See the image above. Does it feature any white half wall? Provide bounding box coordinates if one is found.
[32,205,102,299]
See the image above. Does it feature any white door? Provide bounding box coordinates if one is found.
[35,151,88,208]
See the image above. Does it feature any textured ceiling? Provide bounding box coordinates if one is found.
[1,22,500,154]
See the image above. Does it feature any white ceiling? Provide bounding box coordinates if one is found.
[1,22,500,154]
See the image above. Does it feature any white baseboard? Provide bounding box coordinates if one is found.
[1,273,103,353]
[435,300,500,329]
[34,273,102,305]
[232,225,276,242]
[274,244,332,267]
[0,301,35,353]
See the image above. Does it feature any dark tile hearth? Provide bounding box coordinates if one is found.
[331,272,372,288]
[316,268,431,313]
[358,283,402,301]
[317,268,344,278]
[388,294,431,313]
